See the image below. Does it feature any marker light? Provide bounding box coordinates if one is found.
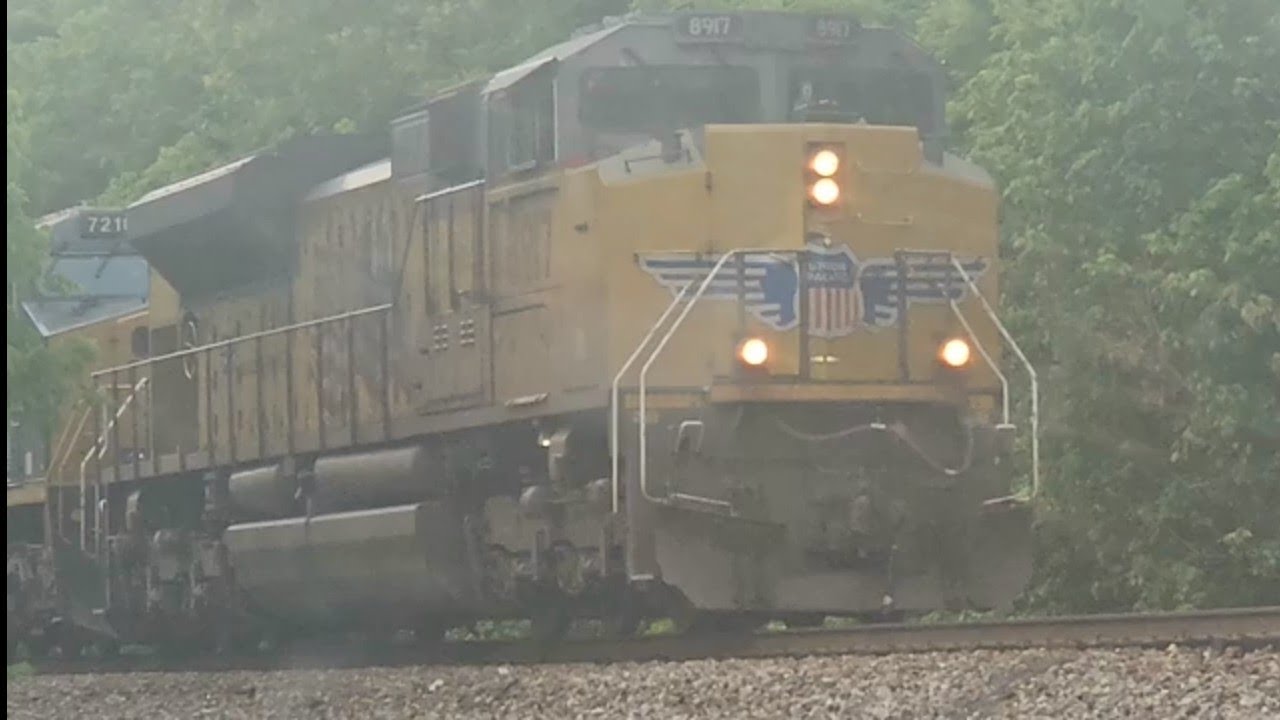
[737,337,770,367]
[809,149,840,177]
[809,178,841,206]
[939,338,972,368]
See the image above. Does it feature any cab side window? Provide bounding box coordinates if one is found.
[490,72,556,175]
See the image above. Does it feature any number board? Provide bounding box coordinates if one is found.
[807,15,862,45]
[78,210,128,239]
[674,13,743,43]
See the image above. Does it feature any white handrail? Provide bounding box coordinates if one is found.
[78,376,149,552]
[609,280,698,514]
[636,248,774,512]
[91,303,392,379]
[50,401,93,485]
[947,297,1011,426]
[949,257,1039,499]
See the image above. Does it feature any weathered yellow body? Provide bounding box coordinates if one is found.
[156,123,1001,475]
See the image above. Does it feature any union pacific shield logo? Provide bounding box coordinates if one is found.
[638,244,987,338]
[805,244,861,338]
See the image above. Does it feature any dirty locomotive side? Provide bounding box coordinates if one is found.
[13,10,1037,655]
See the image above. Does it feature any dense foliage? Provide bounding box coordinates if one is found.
[7,87,93,442]
[6,0,1277,610]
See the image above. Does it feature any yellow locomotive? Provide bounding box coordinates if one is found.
[34,10,1037,651]
[7,206,168,656]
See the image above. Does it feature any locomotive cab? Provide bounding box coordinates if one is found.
[559,13,1034,616]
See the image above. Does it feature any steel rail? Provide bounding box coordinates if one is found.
[27,606,1280,676]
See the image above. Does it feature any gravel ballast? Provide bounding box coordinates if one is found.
[8,645,1278,719]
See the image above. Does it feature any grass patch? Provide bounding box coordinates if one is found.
[446,620,530,642]
[641,618,677,636]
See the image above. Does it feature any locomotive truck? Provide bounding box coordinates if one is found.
[13,9,1037,655]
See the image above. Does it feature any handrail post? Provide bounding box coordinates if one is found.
[636,248,752,512]
[110,369,120,506]
[609,280,698,515]
[147,367,158,476]
[380,309,391,440]
[226,344,237,465]
[348,314,358,445]
[949,257,1039,499]
[894,250,910,381]
[205,346,215,465]
[130,365,140,480]
[256,332,266,458]
[316,326,326,449]
[285,326,296,456]
[85,392,101,552]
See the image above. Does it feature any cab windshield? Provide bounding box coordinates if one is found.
[579,65,760,133]
[42,255,149,298]
[789,67,936,134]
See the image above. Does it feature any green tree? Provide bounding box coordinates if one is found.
[6,90,94,444]
[953,0,1280,610]
[9,0,630,214]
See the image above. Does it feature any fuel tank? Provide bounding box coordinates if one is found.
[311,445,445,514]
[222,502,477,628]
[228,464,296,519]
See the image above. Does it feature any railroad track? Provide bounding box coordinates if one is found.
[26,606,1280,676]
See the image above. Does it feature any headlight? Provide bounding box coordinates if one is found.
[809,149,840,177]
[939,338,972,368]
[737,337,770,367]
[805,145,843,208]
[809,178,840,206]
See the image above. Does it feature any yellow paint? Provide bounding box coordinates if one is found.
[6,482,46,508]
[589,124,1002,398]
[81,122,1007,475]
[709,383,968,405]
[39,303,153,489]
[148,269,181,326]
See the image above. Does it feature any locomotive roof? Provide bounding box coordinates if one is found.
[123,8,943,301]
[126,134,383,241]
[483,21,629,96]
[418,9,929,109]
[37,205,134,254]
[123,133,385,299]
